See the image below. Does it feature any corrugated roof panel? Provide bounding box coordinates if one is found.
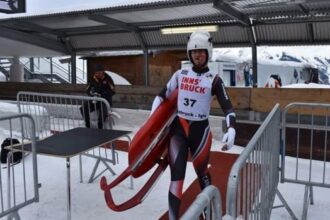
[1,0,330,56]
[137,15,230,30]
[313,22,330,41]
[107,3,218,23]
[70,32,139,50]
[32,15,104,29]
[214,25,250,43]
[142,30,188,49]
[229,0,300,13]
[229,0,326,19]
[0,0,210,21]
[256,23,309,44]
[302,1,330,13]
[141,26,250,49]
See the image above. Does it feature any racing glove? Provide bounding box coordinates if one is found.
[91,92,101,97]
[221,112,236,151]
[150,96,163,115]
[221,127,236,151]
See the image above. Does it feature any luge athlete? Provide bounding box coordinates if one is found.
[151,30,236,219]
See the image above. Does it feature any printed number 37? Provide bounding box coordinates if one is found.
[183,98,196,107]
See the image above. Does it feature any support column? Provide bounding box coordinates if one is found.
[71,54,76,84]
[143,50,149,86]
[9,56,24,82]
[252,45,258,87]
[50,57,54,83]
[29,57,34,73]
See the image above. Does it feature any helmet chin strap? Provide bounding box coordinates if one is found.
[189,51,209,69]
[193,61,207,69]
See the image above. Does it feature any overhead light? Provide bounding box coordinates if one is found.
[161,25,218,35]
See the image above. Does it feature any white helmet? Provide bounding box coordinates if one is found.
[187,30,213,63]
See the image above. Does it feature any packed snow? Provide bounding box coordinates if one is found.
[0,105,329,220]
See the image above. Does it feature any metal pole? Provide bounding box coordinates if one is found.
[66,158,71,220]
[50,57,53,83]
[143,50,149,86]
[252,44,258,87]
[29,57,34,73]
[71,54,76,84]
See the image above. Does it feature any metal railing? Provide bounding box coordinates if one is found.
[160,102,330,220]
[225,104,281,219]
[180,185,222,220]
[36,57,86,84]
[0,113,39,220]
[0,57,87,84]
[281,102,330,220]
[16,91,121,183]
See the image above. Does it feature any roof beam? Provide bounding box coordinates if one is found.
[88,14,147,51]
[0,27,67,54]
[61,36,74,54]
[247,25,257,45]
[0,20,75,53]
[60,25,126,36]
[292,0,330,3]
[62,16,239,36]
[213,0,250,26]
[88,14,138,32]
[3,20,75,53]
[298,4,309,15]
[6,21,61,36]
[254,16,330,25]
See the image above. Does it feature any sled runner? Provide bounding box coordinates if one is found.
[100,90,178,211]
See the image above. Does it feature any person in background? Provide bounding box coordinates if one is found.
[80,64,115,129]
[249,66,254,86]
[150,31,236,220]
[290,69,299,84]
[265,74,282,88]
[306,68,319,84]
[243,62,250,86]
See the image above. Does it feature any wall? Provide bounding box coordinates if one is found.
[2,82,329,115]
[86,50,186,86]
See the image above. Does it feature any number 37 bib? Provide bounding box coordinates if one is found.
[177,70,215,121]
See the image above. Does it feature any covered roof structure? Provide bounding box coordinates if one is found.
[0,0,330,57]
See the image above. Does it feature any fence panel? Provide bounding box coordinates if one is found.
[281,102,330,220]
[0,113,39,219]
[180,185,222,220]
[16,91,121,183]
[226,104,281,219]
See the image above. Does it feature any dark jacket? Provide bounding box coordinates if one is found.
[86,74,115,105]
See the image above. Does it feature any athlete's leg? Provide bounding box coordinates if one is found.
[168,134,188,220]
[189,121,213,189]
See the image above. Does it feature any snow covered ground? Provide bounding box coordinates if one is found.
[0,107,329,220]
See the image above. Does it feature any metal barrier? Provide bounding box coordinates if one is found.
[0,113,39,220]
[225,104,282,219]
[281,102,330,220]
[180,185,222,220]
[16,91,122,183]
[182,102,330,219]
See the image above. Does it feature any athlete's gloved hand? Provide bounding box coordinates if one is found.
[150,96,163,115]
[91,92,101,97]
[221,127,236,151]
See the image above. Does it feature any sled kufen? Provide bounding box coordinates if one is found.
[100,90,178,211]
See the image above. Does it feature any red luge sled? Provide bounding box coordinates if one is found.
[100,90,178,211]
